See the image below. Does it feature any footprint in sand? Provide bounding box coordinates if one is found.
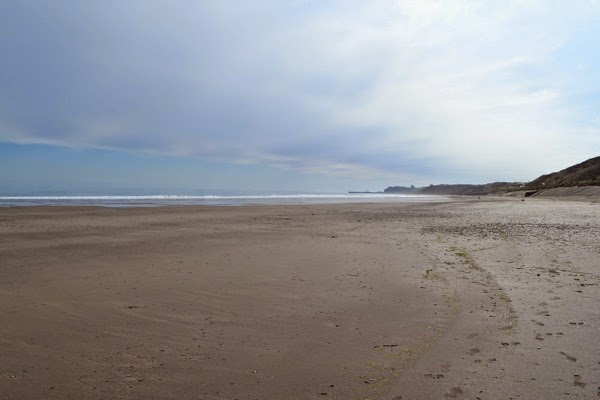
[467,348,480,355]
[444,387,463,398]
[535,333,544,341]
[424,373,445,379]
[536,310,550,317]
[573,375,586,388]
[559,351,577,362]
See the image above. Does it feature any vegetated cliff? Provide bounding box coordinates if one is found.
[525,156,600,190]
[383,185,417,194]
[384,182,524,195]
[416,182,524,195]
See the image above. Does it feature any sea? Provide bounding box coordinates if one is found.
[0,191,447,207]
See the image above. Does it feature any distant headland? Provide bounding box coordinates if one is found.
[375,156,600,197]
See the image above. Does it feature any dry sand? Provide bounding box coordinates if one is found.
[0,198,599,399]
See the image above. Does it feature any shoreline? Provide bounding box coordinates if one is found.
[1,188,598,209]
[0,193,449,208]
[1,199,598,399]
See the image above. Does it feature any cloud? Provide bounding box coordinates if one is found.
[1,0,599,183]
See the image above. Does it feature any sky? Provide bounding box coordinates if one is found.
[1,1,599,194]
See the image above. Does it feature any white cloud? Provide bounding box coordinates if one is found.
[281,1,599,179]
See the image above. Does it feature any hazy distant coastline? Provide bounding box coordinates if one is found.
[383,156,600,197]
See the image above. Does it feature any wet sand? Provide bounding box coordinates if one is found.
[0,199,599,399]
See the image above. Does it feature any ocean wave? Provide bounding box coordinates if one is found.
[0,193,433,200]
[0,193,446,207]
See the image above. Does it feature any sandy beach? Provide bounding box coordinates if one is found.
[1,198,599,399]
